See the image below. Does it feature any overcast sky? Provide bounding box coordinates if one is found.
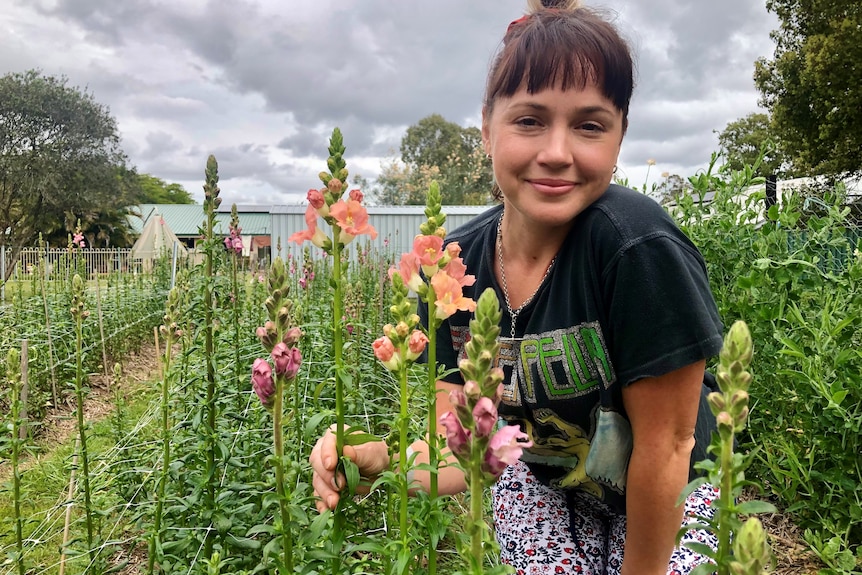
[2,0,779,205]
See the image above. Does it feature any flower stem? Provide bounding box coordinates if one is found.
[469,467,484,575]
[426,291,439,575]
[73,289,96,571]
[149,332,173,575]
[273,375,294,574]
[399,364,409,544]
[332,233,346,573]
[717,431,734,575]
[8,349,26,575]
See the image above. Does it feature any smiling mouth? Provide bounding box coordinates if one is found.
[528,179,577,193]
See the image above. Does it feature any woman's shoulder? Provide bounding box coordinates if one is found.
[583,184,684,242]
[444,204,502,249]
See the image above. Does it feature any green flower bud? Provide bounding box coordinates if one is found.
[707,391,726,415]
[730,390,749,408]
[733,517,771,570]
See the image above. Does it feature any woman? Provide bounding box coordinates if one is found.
[311,1,723,572]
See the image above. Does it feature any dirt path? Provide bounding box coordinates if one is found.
[0,342,162,481]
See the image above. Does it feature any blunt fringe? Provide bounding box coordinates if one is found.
[484,8,634,123]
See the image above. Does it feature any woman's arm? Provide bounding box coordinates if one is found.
[620,360,705,575]
[310,379,468,512]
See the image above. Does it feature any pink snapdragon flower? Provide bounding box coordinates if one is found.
[440,411,470,458]
[406,330,429,361]
[307,188,328,216]
[443,256,475,288]
[389,252,425,293]
[289,205,330,249]
[414,234,445,277]
[271,343,302,379]
[482,425,532,477]
[251,358,275,408]
[372,336,400,371]
[472,397,498,438]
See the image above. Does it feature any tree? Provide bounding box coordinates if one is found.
[0,70,131,277]
[369,114,493,205]
[657,174,690,205]
[716,113,787,177]
[135,173,195,204]
[754,0,862,177]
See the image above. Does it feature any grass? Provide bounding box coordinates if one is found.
[0,374,160,575]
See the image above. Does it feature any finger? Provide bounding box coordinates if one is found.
[321,430,338,470]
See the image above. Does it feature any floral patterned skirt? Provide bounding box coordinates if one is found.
[493,459,718,575]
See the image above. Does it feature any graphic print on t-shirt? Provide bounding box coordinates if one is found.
[451,320,632,499]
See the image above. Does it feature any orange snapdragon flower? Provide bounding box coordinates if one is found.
[431,270,476,319]
[329,199,378,244]
[288,205,329,249]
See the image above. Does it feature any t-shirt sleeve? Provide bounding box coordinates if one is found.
[601,232,724,386]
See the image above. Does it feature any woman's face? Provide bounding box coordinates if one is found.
[482,81,624,230]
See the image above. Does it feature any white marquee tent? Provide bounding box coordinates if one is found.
[130,211,187,271]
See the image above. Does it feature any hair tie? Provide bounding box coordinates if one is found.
[506,15,529,34]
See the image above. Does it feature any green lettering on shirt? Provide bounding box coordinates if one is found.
[520,338,538,402]
[581,325,613,386]
[565,331,598,392]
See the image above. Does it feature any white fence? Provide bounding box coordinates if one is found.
[5,247,134,279]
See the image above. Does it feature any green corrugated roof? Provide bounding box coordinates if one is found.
[129,205,272,236]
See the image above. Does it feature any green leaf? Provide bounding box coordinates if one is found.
[735,500,777,514]
[343,432,379,446]
[226,534,261,550]
[688,561,719,575]
[245,523,275,537]
[341,456,360,493]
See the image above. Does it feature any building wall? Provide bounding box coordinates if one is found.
[270,205,495,264]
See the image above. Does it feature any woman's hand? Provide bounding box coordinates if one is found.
[309,425,390,513]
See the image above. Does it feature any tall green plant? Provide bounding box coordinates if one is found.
[678,321,775,575]
[149,287,182,575]
[70,273,99,572]
[201,155,222,558]
[288,127,378,572]
[5,348,26,575]
[251,256,303,574]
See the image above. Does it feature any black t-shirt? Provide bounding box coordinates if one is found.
[420,184,724,511]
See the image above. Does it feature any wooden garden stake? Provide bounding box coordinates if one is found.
[94,272,111,390]
[38,241,59,407]
[59,438,81,575]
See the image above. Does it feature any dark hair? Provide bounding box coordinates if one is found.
[484,4,634,126]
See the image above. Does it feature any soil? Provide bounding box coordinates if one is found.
[4,343,826,574]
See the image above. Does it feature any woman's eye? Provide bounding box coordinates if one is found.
[515,117,540,127]
[580,122,605,132]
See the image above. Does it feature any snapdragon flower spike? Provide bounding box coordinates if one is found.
[418,181,447,238]
[252,256,303,401]
[289,128,376,252]
[203,155,222,214]
[710,320,755,434]
[439,288,532,481]
[371,273,427,372]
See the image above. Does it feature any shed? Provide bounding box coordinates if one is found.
[270,204,495,263]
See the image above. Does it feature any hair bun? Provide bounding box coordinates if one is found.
[526,0,582,13]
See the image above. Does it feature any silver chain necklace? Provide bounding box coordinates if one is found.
[496,213,557,339]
